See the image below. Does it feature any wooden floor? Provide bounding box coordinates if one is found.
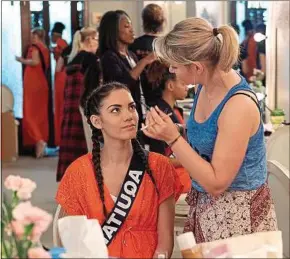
[2,156,186,257]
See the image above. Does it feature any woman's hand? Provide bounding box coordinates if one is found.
[143,52,157,66]
[142,106,180,144]
[15,56,24,63]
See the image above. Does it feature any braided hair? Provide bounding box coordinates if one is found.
[84,82,158,217]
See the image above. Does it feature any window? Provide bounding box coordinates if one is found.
[30,1,44,28]
[2,1,23,118]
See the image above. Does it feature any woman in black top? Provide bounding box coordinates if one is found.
[57,27,99,181]
[99,10,156,128]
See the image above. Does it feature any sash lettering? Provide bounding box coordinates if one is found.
[102,152,147,246]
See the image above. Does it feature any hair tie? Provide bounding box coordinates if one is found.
[213,28,219,36]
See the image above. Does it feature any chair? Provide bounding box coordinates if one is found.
[267,160,290,258]
[1,84,14,113]
[1,84,18,162]
[53,205,64,247]
[173,194,190,258]
[267,125,290,170]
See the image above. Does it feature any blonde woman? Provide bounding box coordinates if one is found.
[56,27,98,182]
[143,17,278,243]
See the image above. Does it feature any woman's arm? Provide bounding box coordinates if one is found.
[170,158,183,168]
[153,196,175,258]
[55,56,65,72]
[129,53,156,80]
[143,95,260,196]
[15,49,40,67]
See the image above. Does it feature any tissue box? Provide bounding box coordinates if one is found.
[1,111,18,162]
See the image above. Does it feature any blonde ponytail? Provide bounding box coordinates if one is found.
[217,25,240,72]
[68,30,82,63]
[68,27,97,63]
[153,17,240,73]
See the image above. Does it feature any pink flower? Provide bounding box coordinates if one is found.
[4,175,22,191]
[4,175,36,200]
[29,207,52,241]
[12,202,33,223]
[17,178,36,200]
[11,220,25,238]
[17,187,34,200]
[28,247,51,258]
[12,202,52,240]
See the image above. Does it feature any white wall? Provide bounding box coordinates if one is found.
[195,1,228,27]
[266,1,290,121]
[88,1,141,36]
[1,1,23,118]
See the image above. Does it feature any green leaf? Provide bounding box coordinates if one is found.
[24,223,34,237]
[11,191,19,209]
[2,193,13,222]
[271,108,285,116]
[1,239,12,258]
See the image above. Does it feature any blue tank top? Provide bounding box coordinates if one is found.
[187,76,267,192]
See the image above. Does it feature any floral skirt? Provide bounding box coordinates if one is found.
[184,184,278,243]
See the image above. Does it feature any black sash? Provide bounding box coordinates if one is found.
[101,151,147,246]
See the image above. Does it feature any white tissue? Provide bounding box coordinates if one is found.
[58,216,108,258]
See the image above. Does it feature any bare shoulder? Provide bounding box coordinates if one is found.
[219,91,260,123]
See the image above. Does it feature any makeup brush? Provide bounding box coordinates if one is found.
[140,113,173,131]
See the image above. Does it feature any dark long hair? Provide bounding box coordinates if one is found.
[146,61,176,98]
[84,82,158,217]
[80,58,102,109]
[98,10,130,56]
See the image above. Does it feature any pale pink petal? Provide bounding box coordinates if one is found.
[12,201,33,222]
[17,188,33,200]
[20,178,36,192]
[11,220,25,238]
[28,247,51,258]
[4,175,22,191]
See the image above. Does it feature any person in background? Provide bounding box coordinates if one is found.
[51,22,69,146]
[130,4,165,60]
[56,82,183,258]
[231,23,248,74]
[143,17,277,243]
[16,28,50,158]
[256,23,266,86]
[56,27,98,182]
[130,3,166,107]
[99,10,156,130]
[51,22,68,61]
[146,61,191,193]
[240,19,257,81]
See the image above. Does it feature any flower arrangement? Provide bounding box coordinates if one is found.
[2,175,52,258]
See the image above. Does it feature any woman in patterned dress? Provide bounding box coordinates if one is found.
[142,17,277,243]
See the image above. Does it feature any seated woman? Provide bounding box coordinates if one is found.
[146,61,191,193]
[56,82,182,258]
